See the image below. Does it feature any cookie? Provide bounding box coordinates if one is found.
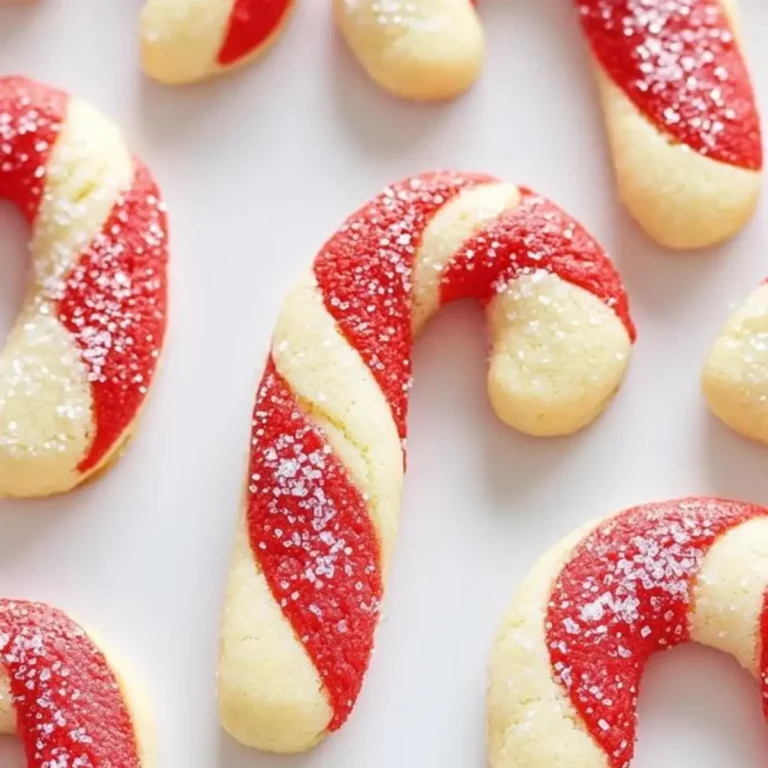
[703,282,768,443]
[141,0,294,84]
[335,1,763,249]
[0,76,169,498]
[0,600,153,766]
[579,0,762,249]
[218,171,635,753]
[333,0,484,101]
[488,497,768,768]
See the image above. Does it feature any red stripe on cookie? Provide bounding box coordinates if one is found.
[313,171,493,438]
[439,188,636,341]
[0,76,66,220]
[0,600,141,767]
[247,358,383,730]
[218,0,292,66]
[57,161,169,473]
[0,76,169,476]
[546,498,766,768]
[576,0,762,170]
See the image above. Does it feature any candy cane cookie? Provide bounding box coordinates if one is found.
[488,497,768,768]
[702,283,768,444]
[140,0,295,84]
[0,76,169,498]
[218,171,636,753]
[0,599,153,766]
[334,0,763,249]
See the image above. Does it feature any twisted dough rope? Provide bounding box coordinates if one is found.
[488,497,768,768]
[0,77,169,498]
[218,171,636,753]
[335,0,763,249]
[703,283,768,443]
[0,599,153,766]
[140,0,295,84]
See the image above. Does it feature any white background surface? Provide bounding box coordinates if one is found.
[1,0,768,765]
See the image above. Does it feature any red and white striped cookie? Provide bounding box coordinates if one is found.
[335,0,763,249]
[488,497,768,768]
[140,0,295,84]
[703,282,768,443]
[580,0,762,249]
[0,76,169,498]
[218,171,636,753]
[0,599,153,766]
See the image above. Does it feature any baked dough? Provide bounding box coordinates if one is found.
[218,171,636,753]
[141,0,295,84]
[489,497,768,768]
[0,599,154,766]
[0,76,169,498]
[334,0,763,249]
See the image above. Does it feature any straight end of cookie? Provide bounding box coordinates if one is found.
[580,0,763,250]
[703,282,768,443]
[334,0,485,101]
[140,0,295,85]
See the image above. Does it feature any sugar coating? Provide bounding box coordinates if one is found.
[585,0,761,248]
[246,360,382,731]
[578,0,761,169]
[0,77,169,497]
[314,174,634,437]
[219,172,634,753]
[0,600,147,766]
[343,0,447,31]
[56,162,168,474]
[488,498,768,768]
[547,498,763,767]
